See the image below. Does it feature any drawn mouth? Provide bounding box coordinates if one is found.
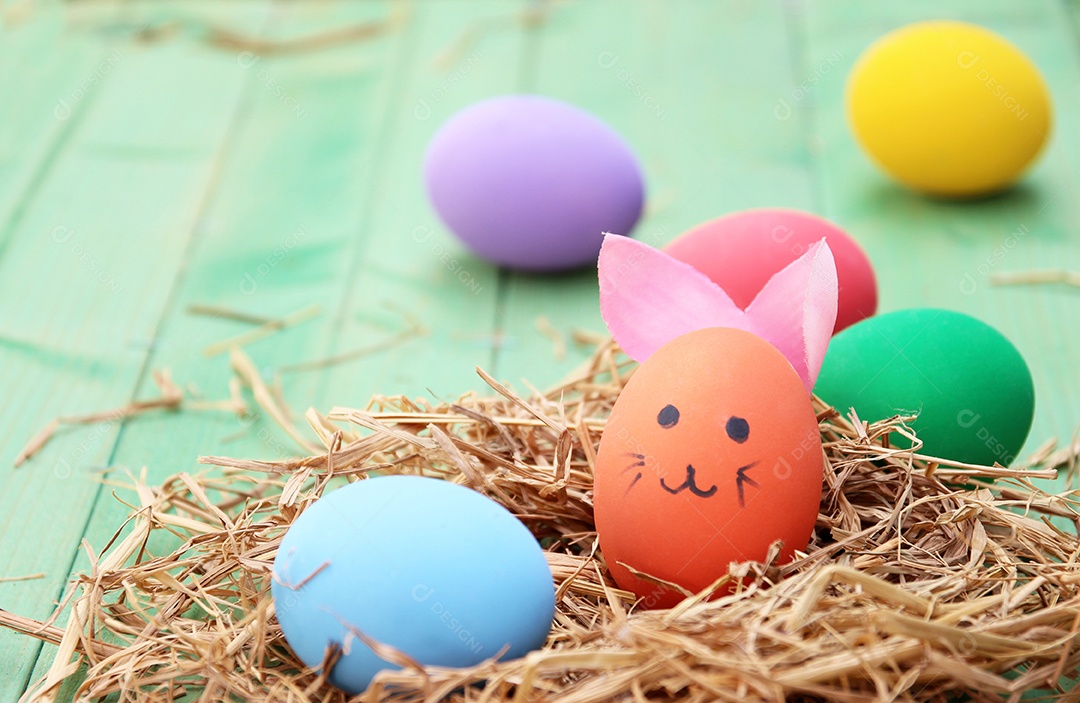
[659,461,760,506]
[660,464,717,498]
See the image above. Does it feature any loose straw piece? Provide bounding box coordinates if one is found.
[0,608,118,659]
[14,370,183,467]
[186,304,274,326]
[229,349,321,455]
[279,325,424,374]
[535,316,567,361]
[990,270,1080,287]
[203,304,320,358]
[431,1,554,69]
[0,573,44,584]
[206,2,408,55]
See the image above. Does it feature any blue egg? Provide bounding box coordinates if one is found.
[271,475,555,694]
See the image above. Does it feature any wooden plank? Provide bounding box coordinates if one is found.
[0,3,271,696]
[307,0,524,408]
[20,0,524,695]
[799,0,1080,466]
[0,3,130,255]
[494,0,817,390]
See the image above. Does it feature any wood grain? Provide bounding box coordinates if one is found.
[0,2,271,696]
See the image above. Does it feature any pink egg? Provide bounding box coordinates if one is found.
[664,209,877,333]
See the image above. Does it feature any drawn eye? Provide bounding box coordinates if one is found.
[726,416,749,443]
[657,404,680,428]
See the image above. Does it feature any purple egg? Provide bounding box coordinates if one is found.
[423,95,645,272]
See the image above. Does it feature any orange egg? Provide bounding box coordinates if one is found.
[594,327,823,609]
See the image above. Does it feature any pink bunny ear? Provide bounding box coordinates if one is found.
[598,234,744,362]
[597,233,839,392]
[744,240,838,391]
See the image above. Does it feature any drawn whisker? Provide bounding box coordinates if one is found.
[619,460,647,475]
[735,461,760,508]
[625,472,644,495]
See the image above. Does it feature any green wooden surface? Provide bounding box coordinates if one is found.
[1,0,1078,699]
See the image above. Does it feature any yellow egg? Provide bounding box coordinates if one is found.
[846,21,1051,198]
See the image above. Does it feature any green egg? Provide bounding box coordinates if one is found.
[814,308,1035,466]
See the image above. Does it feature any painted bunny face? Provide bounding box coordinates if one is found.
[592,234,837,608]
[593,327,823,609]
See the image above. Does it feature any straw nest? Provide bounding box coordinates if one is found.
[9,340,1080,703]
